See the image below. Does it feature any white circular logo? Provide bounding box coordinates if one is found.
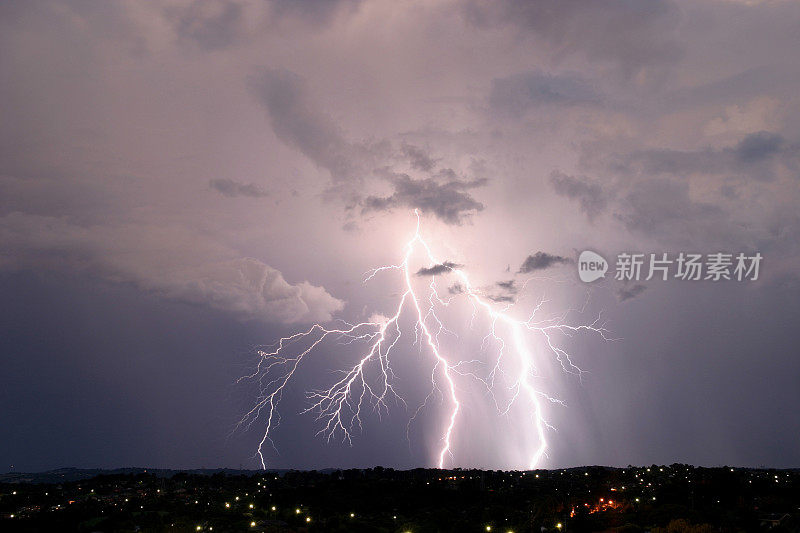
[578,250,608,282]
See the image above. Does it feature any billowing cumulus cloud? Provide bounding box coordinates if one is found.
[171,258,344,323]
[0,212,342,324]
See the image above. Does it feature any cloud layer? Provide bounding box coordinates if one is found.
[2,0,800,470]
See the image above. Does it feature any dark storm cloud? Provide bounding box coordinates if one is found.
[665,65,800,110]
[617,283,647,302]
[495,279,518,300]
[735,131,786,163]
[209,178,268,198]
[462,0,682,75]
[269,0,363,25]
[401,143,437,172]
[490,71,602,114]
[252,69,486,224]
[171,0,245,51]
[623,148,733,176]
[488,294,515,303]
[448,283,465,295]
[3,0,800,473]
[607,132,796,182]
[614,178,722,239]
[495,279,518,301]
[519,252,572,273]
[250,68,370,183]
[549,171,610,221]
[168,0,363,50]
[496,279,516,291]
[416,261,462,277]
[362,173,487,225]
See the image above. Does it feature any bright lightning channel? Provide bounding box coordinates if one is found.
[237,210,609,470]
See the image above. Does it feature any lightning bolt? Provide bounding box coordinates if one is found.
[238,210,609,469]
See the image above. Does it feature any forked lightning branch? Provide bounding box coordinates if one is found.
[237,211,610,470]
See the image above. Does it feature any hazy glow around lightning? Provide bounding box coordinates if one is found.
[238,211,609,469]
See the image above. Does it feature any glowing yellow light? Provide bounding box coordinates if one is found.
[350,513,355,517]
[295,508,301,514]
[486,526,492,532]
[196,527,202,531]
[249,504,254,509]
[225,503,230,508]
[556,524,563,530]
[306,517,311,523]
[250,521,256,527]
[271,506,276,511]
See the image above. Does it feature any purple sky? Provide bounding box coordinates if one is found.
[1,0,799,471]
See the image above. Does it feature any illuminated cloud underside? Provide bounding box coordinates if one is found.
[238,211,609,469]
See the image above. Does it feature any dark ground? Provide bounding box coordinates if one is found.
[1,465,798,532]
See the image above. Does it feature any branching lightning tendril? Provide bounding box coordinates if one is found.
[238,211,610,469]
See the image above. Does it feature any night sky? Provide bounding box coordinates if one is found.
[1,0,799,472]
